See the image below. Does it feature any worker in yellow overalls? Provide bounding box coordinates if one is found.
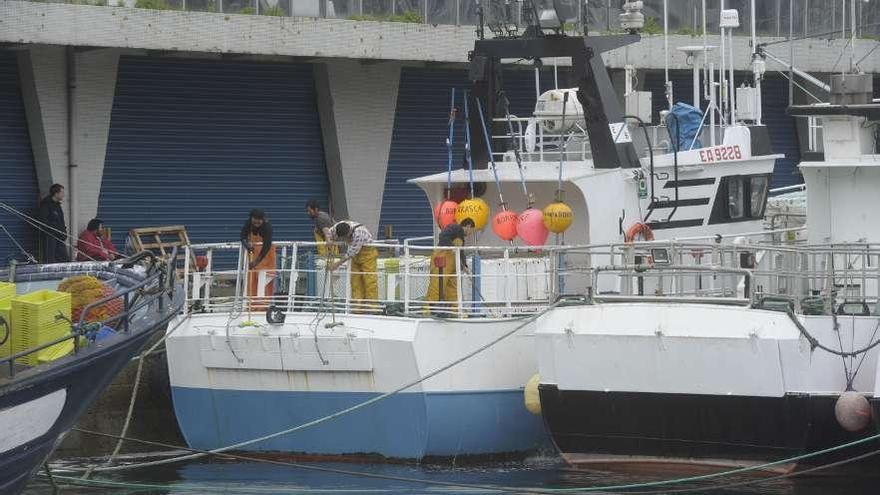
[240,209,276,310]
[327,221,378,313]
[425,218,475,315]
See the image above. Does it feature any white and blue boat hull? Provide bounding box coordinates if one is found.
[166,313,547,459]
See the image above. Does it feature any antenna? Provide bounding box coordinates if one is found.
[850,0,856,73]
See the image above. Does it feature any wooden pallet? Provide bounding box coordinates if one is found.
[128,225,198,269]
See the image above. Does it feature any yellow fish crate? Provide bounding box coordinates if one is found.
[0,301,10,359]
[0,281,15,302]
[0,282,15,359]
[11,290,73,366]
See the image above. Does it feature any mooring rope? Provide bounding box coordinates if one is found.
[786,308,880,358]
[81,313,192,480]
[59,426,880,495]
[43,473,401,494]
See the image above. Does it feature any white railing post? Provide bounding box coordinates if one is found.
[258,270,267,299]
[403,244,411,314]
[345,260,352,314]
[455,246,463,318]
[204,248,213,311]
[280,245,287,307]
[504,248,512,312]
[183,245,191,315]
[287,243,299,315]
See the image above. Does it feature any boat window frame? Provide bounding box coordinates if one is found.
[708,173,772,224]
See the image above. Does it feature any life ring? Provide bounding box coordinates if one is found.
[625,222,654,243]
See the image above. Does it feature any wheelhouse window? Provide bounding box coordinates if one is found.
[709,174,771,224]
[727,177,745,219]
[749,175,769,218]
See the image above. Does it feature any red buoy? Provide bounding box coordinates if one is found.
[492,210,519,241]
[434,200,458,229]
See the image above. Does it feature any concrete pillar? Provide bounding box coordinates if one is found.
[72,49,120,235]
[17,46,68,203]
[315,60,401,235]
[17,47,119,239]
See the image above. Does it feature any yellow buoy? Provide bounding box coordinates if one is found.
[455,197,490,231]
[542,201,574,234]
[523,373,542,415]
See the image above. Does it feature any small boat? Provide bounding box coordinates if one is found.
[165,4,784,461]
[0,254,182,494]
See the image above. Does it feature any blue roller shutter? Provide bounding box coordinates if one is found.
[644,71,801,188]
[0,51,39,263]
[379,67,557,240]
[760,76,802,188]
[98,57,328,252]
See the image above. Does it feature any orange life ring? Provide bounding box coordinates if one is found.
[625,222,654,243]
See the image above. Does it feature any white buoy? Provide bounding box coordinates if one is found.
[834,391,872,432]
[523,374,542,416]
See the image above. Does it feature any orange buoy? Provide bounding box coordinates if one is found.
[625,222,655,243]
[542,201,574,234]
[455,198,490,230]
[434,200,459,229]
[517,208,549,246]
[492,209,519,241]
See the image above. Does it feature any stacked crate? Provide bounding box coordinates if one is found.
[11,290,73,366]
[0,282,14,358]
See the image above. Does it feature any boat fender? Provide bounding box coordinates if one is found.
[835,391,872,432]
[523,374,542,415]
[524,118,538,152]
[625,222,654,243]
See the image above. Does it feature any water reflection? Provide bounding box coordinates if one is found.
[23,454,880,494]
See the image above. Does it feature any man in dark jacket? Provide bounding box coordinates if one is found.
[37,183,69,263]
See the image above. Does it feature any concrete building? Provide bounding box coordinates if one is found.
[1,0,879,261]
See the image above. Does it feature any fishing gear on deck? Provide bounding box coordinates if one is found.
[454,91,489,231]
[475,97,518,242]
[500,92,535,209]
[435,88,460,229]
[542,90,574,239]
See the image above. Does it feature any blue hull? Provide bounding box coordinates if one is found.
[171,386,548,459]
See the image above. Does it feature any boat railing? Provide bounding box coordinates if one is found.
[490,115,729,165]
[180,234,880,319]
[0,251,178,378]
[491,115,591,163]
[184,240,570,318]
[596,239,880,316]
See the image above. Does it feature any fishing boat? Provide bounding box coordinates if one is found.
[165,2,782,461]
[0,253,182,494]
[534,7,880,474]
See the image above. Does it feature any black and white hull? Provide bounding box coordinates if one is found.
[0,263,182,494]
[535,303,880,474]
[539,387,880,473]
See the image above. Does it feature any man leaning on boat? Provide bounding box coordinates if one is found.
[326,221,378,313]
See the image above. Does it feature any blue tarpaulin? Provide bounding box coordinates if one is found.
[666,102,703,151]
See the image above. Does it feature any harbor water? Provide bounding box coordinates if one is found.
[22,454,880,494]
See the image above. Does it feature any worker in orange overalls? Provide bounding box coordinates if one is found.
[425,218,475,315]
[240,209,276,309]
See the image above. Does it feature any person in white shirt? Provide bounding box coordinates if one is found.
[326,221,378,311]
